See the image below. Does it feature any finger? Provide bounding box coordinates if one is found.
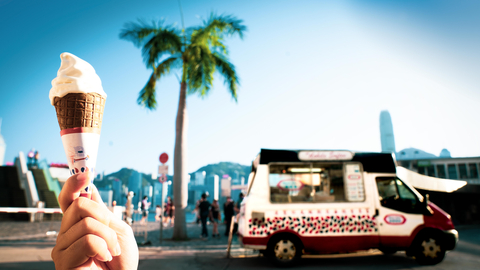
[90,184,110,211]
[56,217,121,257]
[60,197,113,234]
[61,234,112,267]
[58,172,92,212]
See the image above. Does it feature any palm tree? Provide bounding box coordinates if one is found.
[120,13,246,239]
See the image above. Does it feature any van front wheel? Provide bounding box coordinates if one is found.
[413,234,445,265]
[267,235,302,267]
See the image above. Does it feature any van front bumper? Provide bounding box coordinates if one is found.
[442,229,458,250]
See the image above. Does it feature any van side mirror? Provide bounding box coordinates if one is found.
[423,194,433,216]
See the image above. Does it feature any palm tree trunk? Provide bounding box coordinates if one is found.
[172,81,188,240]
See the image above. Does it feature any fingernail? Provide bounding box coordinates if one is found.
[106,251,113,262]
[114,243,122,256]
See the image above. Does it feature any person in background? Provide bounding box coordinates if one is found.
[234,192,244,215]
[155,205,162,222]
[139,196,150,224]
[164,196,175,227]
[210,199,221,237]
[223,196,234,236]
[194,198,201,225]
[125,191,135,226]
[197,193,211,238]
[233,192,245,234]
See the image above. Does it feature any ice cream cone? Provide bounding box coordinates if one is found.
[53,92,105,131]
[50,53,107,196]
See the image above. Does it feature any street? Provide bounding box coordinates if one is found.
[0,226,479,269]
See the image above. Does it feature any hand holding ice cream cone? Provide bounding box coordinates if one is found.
[52,172,139,269]
[50,52,107,197]
[50,53,138,269]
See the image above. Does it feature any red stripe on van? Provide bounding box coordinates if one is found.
[243,232,380,253]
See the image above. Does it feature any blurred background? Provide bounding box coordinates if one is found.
[0,0,479,223]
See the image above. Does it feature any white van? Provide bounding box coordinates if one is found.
[237,149,458,266]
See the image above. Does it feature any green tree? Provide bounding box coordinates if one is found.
[120,13,246,239]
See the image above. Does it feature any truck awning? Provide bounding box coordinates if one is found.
[396,166,467,193]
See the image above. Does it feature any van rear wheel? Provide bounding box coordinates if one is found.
[413,233,445,265]
[267,235,302,267]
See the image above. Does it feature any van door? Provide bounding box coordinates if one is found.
[375,177,425,249]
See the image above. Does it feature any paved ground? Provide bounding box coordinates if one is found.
[0,218,240,249]
[0,221,479,269]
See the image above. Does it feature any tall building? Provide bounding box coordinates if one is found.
[112,178,123,205]
[127,170,142,208]
[0,118,6,165]
[379,110,396,153]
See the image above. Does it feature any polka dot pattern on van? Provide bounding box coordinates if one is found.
[247,214,378,236]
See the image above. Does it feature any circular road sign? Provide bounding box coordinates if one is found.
[159,153,169,164]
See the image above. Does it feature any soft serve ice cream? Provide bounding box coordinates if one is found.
[49,52,106,105]
[50,52,106,197]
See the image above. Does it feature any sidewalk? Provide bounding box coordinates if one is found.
[0,219,242,251]
[132,220,241,250]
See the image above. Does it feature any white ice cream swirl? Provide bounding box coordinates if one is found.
[49,52,107,105]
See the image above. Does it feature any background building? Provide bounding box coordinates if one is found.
[379,110,396,153]
[378,111,480,224]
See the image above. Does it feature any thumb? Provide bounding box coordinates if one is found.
[58,172,91,213]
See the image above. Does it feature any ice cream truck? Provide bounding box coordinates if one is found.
[237,149,458,266]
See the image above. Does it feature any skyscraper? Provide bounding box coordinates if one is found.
[128,170,142,208]
[379,110,396,153]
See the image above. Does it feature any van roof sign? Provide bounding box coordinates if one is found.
[259,149,396,173]
[298,151,353,161]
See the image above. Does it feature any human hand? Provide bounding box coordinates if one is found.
[51,172,139,269]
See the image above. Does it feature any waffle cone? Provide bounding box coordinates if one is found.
[54,93,106,131]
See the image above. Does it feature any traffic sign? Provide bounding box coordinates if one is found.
[159,153,169,164]
[158,174,167,183]
[158,165,168,175]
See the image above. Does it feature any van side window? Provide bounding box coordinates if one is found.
[376,177,421,214]
[269,163,362,203]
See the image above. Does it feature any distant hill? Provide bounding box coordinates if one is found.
[192,162,251,180]
[96,162,250,189]
[95,168,159,189]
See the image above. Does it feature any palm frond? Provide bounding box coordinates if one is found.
[186,44,215,97]
[119,19,164,47]
[120,19,183,68]
[137,72,157,109]
[204,13,247,39]
[142,28,182,67]
[137,56,181,110]
[190,13,246,54]
[155,56,181,78]
[212,53,239,102]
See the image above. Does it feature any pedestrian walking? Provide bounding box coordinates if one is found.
[140,196,150,224]
[197,193,211,238]
[164,196,175,227]
[194,198,201,225]
[125,191,135,226]
[233,192,244,234]
[210,199,221,237]
[155,205,162,222]
[223,196,234,236]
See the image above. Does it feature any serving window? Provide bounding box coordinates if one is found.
[269,162,365,203]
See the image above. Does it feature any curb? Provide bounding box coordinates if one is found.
[138,244,242,251]
[0,233,57,241]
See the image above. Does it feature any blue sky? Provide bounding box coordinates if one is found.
[1,0,479,176]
